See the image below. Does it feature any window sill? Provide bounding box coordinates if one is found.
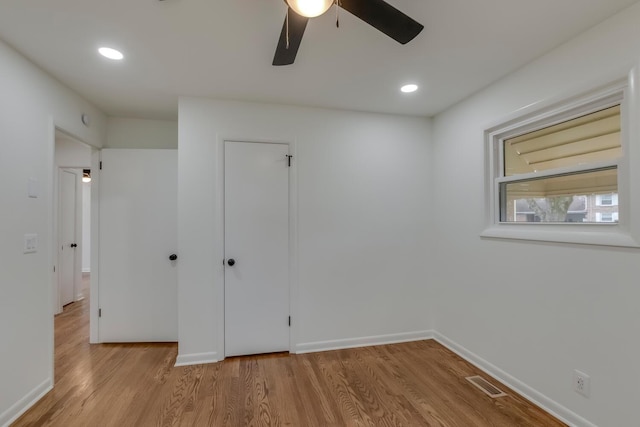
[480,224,640,248]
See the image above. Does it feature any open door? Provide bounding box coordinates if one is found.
[98,149,178,342]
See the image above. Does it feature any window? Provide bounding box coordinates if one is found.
[598,194,613,206]
[596,212,618,223]
[500,105,620,223]
[595,193,618,206]
[482,74,640,247]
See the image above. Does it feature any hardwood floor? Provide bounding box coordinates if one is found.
[14,281,565,426]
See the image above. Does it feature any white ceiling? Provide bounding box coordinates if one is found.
[0,0,636,120]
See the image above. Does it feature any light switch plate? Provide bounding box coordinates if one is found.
[24,234,38,253]
[28,177,39,198]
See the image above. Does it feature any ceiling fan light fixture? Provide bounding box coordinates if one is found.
[286,0,333,18]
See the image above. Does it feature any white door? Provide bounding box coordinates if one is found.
[59,169,78,306]
[98,149,178,342]
[225,141,290,357]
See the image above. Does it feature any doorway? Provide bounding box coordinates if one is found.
[58,168,79,307]
[223,140,294,357]
[53,130,92,314]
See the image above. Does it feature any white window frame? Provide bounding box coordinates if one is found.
[481,67,640,247]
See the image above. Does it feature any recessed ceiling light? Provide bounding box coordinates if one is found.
[98,47,124,60]
[401,84,418,93]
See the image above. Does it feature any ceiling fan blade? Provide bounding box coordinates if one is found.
[273,9,309,66]
[339,0,423,44]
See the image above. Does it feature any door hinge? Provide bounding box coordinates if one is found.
[99,308,102,317]
[286,155,293,167]
[99,161,103,170]
[288,316,291,326]
[53,265,55,273]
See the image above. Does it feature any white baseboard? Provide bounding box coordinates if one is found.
[82,268,90,273]
[432,331,596,427]
[295,330,434,354]
[174,351,219,367]
[0,379,52,427]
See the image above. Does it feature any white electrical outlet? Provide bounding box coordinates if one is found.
[573,369,591,397]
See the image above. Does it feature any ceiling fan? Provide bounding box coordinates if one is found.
[273,0,424,66]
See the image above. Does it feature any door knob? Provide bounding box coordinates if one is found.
[169,254,178,261]
[227,258,235,266]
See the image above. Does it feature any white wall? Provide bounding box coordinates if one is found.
[431,3,640,426]
[0,37,106,426]
[106,117,178,149]
[55,137,92,167]
[178,98,433,362]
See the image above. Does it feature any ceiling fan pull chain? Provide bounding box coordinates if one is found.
[286,8,290,49]
[335,0,340,28]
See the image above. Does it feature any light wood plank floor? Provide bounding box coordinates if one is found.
[14,280,565,426]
